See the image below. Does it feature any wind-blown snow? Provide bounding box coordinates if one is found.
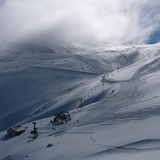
[1,42,160,160]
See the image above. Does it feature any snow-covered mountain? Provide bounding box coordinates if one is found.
[1,42,160,160]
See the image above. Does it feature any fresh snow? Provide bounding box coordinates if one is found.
[1,42,160,160]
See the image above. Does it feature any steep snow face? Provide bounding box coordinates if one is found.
[1,42,160,159]
[0,42,144,130]
[0,43,160,130]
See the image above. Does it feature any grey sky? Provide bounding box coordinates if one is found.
[0,0,160,44]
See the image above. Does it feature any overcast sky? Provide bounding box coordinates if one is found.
[0,0,160,44]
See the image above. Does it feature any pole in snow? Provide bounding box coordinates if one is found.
[79,98,83,108]
[30,122,38,138]
[101,74,106,90]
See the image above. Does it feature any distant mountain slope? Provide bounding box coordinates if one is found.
[1,42,160,160]
[0,42,160,131]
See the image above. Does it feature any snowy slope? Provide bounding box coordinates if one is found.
[1,42,160,160]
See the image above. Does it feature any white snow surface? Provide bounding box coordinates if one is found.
[1,42,160,160]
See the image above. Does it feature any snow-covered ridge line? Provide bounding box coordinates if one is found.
[27,65,103,75]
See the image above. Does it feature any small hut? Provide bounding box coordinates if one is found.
[7,125,26,136]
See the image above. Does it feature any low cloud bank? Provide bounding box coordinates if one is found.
[0,0,160,44]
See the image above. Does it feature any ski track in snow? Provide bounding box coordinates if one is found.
[90,133,160,153]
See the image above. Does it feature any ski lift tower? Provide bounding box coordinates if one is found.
[101,74,106,90]
[30,122,38,138]
[79,98,83,108]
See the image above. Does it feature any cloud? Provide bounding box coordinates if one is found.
[0,0,160,44]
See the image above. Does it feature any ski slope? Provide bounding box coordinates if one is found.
[1,42,160,160]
